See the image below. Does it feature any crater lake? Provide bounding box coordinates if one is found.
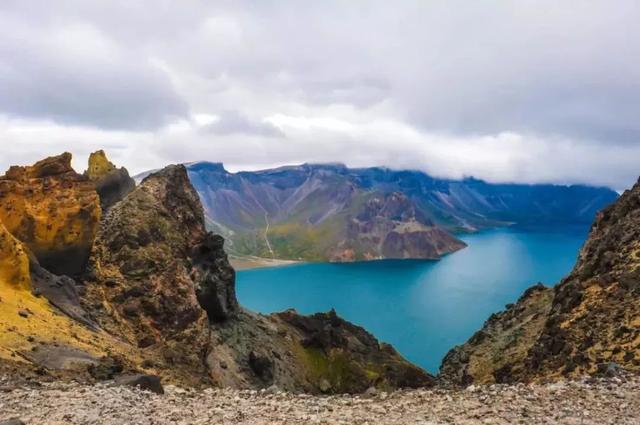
[236,225,588,373]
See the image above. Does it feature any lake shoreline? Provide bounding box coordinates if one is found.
[229,255,302,270]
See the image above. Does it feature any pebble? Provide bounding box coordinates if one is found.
[0,375,638,424]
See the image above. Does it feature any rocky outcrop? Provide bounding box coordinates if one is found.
[83,164,432,391]
[439,284,554,385]
[277,309,434,392]
[206,308,434,393]
[82,165,229,385]
[0,219,31,291]
[440,178,640,385]
[191,233,238,322]
[0,153,433,392]
[524,177,640,379]
[0,218,140,376]
[0,153,101,276]
[85,150,135,211]
[335,192,466,261]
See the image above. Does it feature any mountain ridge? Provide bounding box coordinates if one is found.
[182,161,618,262]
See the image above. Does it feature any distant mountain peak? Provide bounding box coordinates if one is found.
[186,161,228,173]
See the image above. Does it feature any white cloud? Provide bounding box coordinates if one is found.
[0,1,638,190]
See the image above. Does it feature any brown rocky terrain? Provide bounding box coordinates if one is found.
[333,192,466,261]
[185,162,469,262]
[0,153,433,394]
[82,165,217,386]
[83,164,432,391]
[441,178,640,385]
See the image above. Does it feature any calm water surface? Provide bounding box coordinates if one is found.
[236,226,588,373]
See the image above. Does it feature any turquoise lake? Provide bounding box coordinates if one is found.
[236,226,589,373]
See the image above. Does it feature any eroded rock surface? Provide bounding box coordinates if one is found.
[337,192,467,261]
[0,219,139,376]
[85,150,135,211]
[440,284,554,385]
[0,153,101,276]
[0,220,31,291]
[207,309,433,393]
[83,165,221,385]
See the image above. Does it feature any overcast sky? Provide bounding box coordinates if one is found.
[1,1,639,190]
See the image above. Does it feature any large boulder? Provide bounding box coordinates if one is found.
[0,153,101,276]
[114,374,164,394]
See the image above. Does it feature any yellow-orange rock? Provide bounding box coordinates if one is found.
[0,217,149,373]
[86,150,117,181]
[0,219,31,291]
[85,150,135,211]
[0,153,101,276]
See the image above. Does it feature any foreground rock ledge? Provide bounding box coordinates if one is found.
[1,375,638,425]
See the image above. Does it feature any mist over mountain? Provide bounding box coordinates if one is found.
[185,162,618,261]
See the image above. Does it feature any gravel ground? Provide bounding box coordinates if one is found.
[1,375,638,424]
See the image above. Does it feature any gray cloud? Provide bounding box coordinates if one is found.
[202,111,284,138]
[0,4,188,129]
[1,1,639,190]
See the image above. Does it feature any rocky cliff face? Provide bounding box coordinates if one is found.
[0,153,101,276]
[85,150,135,211]
[80,163,431,391]
[82,165,234,385]
[440,179,640,385]
[206,308,434,393]
[336,192,466,261]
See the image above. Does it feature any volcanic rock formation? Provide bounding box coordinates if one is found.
[81,163,432,391]
[0,217,142,376]
[82,165,231,385]
[85,150,135,211]
[0,153,101,276]
[440,178,640,385]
